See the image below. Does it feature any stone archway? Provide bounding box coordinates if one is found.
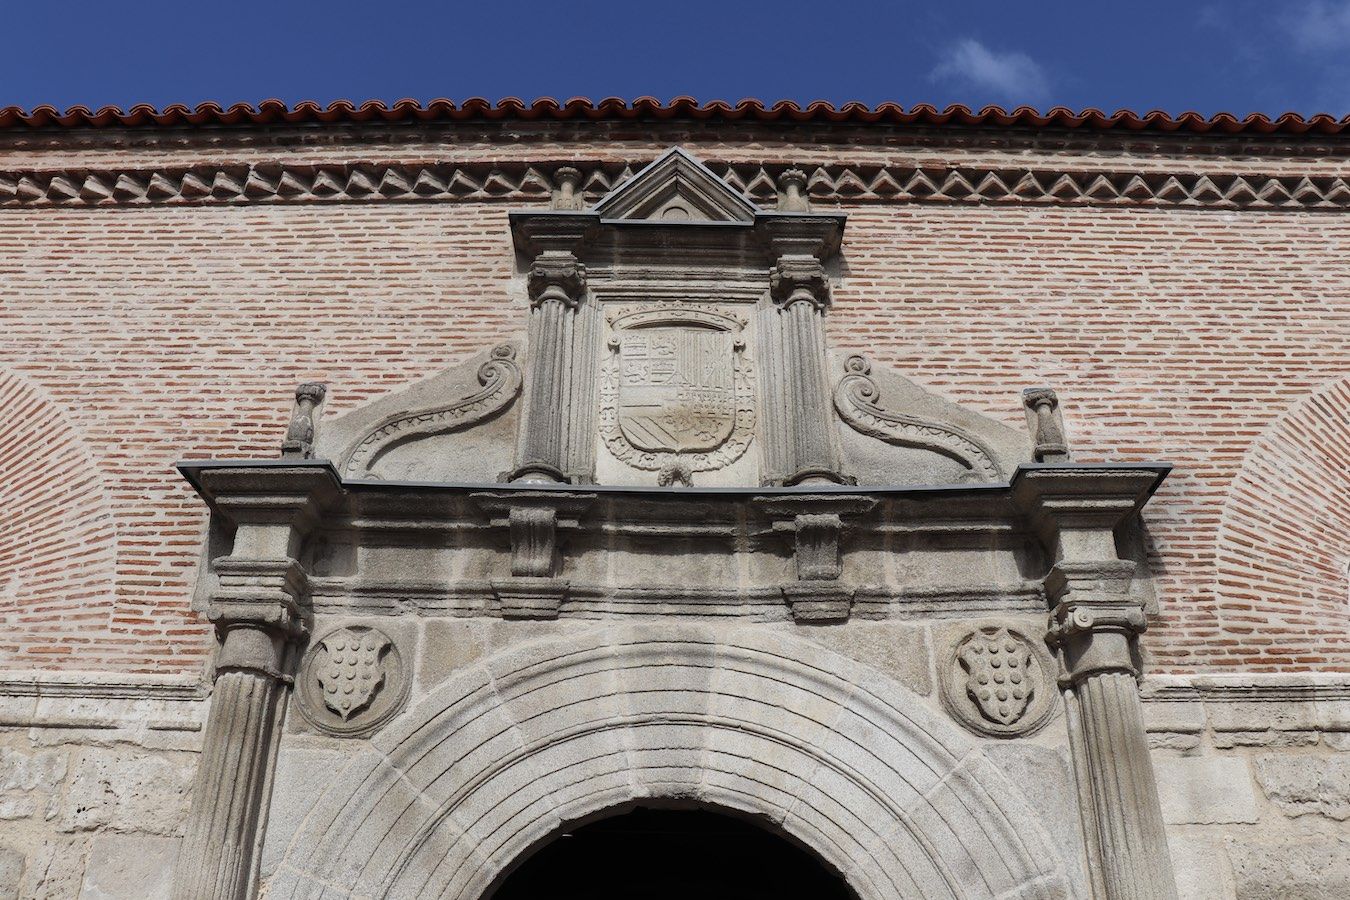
[488,804,858,899]
[269,625,1070,900]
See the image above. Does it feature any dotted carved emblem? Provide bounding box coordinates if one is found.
[316,627,389,720]
[296,625,407,736]
[959,628,1033,726]
[941,625,1055,738]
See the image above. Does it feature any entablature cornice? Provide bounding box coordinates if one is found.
[178,459,1168,622]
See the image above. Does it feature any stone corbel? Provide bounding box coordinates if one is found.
[757,496,875,622]
[473,491,595,619]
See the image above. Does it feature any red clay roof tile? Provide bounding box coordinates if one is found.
[0,96,1346,135]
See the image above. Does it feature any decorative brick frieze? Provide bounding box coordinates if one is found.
[6,160,1350,209]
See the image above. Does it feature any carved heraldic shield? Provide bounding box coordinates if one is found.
[958,627,1034,726]
[316,627,390,720]
[600,304,754,479]
[618,327,735,453]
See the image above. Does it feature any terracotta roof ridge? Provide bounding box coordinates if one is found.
[0,97,1347,136]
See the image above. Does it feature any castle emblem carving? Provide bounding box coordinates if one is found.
[940,625,1056,737]
[295,625,408,736]
[600,305,754,482]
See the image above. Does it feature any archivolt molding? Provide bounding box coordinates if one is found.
[4,159,1350,209]
[271,626,1069,900]
[834,355,1005,482]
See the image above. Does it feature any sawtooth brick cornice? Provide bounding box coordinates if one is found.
[3,160,1349,210]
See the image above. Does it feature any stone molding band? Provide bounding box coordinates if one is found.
[4,161,1350,209]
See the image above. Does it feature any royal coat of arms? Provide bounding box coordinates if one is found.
[957,627,1035,726]
[617,327,736,453]
[315,627,390,720]
[599,305,754,483]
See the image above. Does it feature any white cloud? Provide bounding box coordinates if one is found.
[1283,1,1350,50]
[930,39,1050,106]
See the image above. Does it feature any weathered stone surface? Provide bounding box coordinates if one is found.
[1228,835,1350,899]
[79,834,178,899]
[21,837,86,900]
[260,748,348,877]
[1154,756,1259,824]
[1254,754,1350,820]
[1209,701,1319,748]
[58,748,193,834]
[0,746,68,822]
[1167,832,1235,900]
[0,796,40,820]
[0,747,67,792]
[799,622,932,696]
[0,846,23,900]
[416,619,491,689]
[982,744,1090,899]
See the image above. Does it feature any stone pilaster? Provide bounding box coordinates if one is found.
[172,466,337,900]
[1016,466,1178,900]
[510,249,588,483]
[768,251,847,485]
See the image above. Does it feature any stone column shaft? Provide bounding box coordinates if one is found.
[175,669,286,900]
[512,250,585,483]
[1075,671,1174,900]
[1016,468,1178,900]
[770,254,847,485]
[172,466,336,900]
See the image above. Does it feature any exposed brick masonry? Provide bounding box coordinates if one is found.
[0,124,1346,673]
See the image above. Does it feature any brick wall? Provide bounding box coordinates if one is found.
[0,122,1346,673]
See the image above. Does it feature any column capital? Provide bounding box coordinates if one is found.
[527,250,586,308]
[207,557,307,680]
[770,254,829,310]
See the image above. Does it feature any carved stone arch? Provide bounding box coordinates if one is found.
[270,626,1070,900]
[1214,376,1350,647]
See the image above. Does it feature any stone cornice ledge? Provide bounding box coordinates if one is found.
[1142,671,1350,702]
[3,160,1348,210]
[0,670,206,699]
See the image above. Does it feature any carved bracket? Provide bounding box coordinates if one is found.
[340,345,522,478]
[834,355,1004,481]
[472,491,595,619]
[757,496,875,622]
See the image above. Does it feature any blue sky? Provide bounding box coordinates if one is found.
[2,0,1348,116]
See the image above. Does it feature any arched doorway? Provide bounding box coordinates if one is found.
[490,806,857,900]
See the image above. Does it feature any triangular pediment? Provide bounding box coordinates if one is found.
[593,147,760,223]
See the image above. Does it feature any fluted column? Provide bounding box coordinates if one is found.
[173,466,335,900]
[1017,467,1178,900]
[510,250,586,483]
[769,253,847,485]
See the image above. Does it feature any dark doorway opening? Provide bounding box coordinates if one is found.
[490,806,857,900]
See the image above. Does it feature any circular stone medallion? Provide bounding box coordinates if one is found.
[940,625,1056,738]
[295,624,408,737]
